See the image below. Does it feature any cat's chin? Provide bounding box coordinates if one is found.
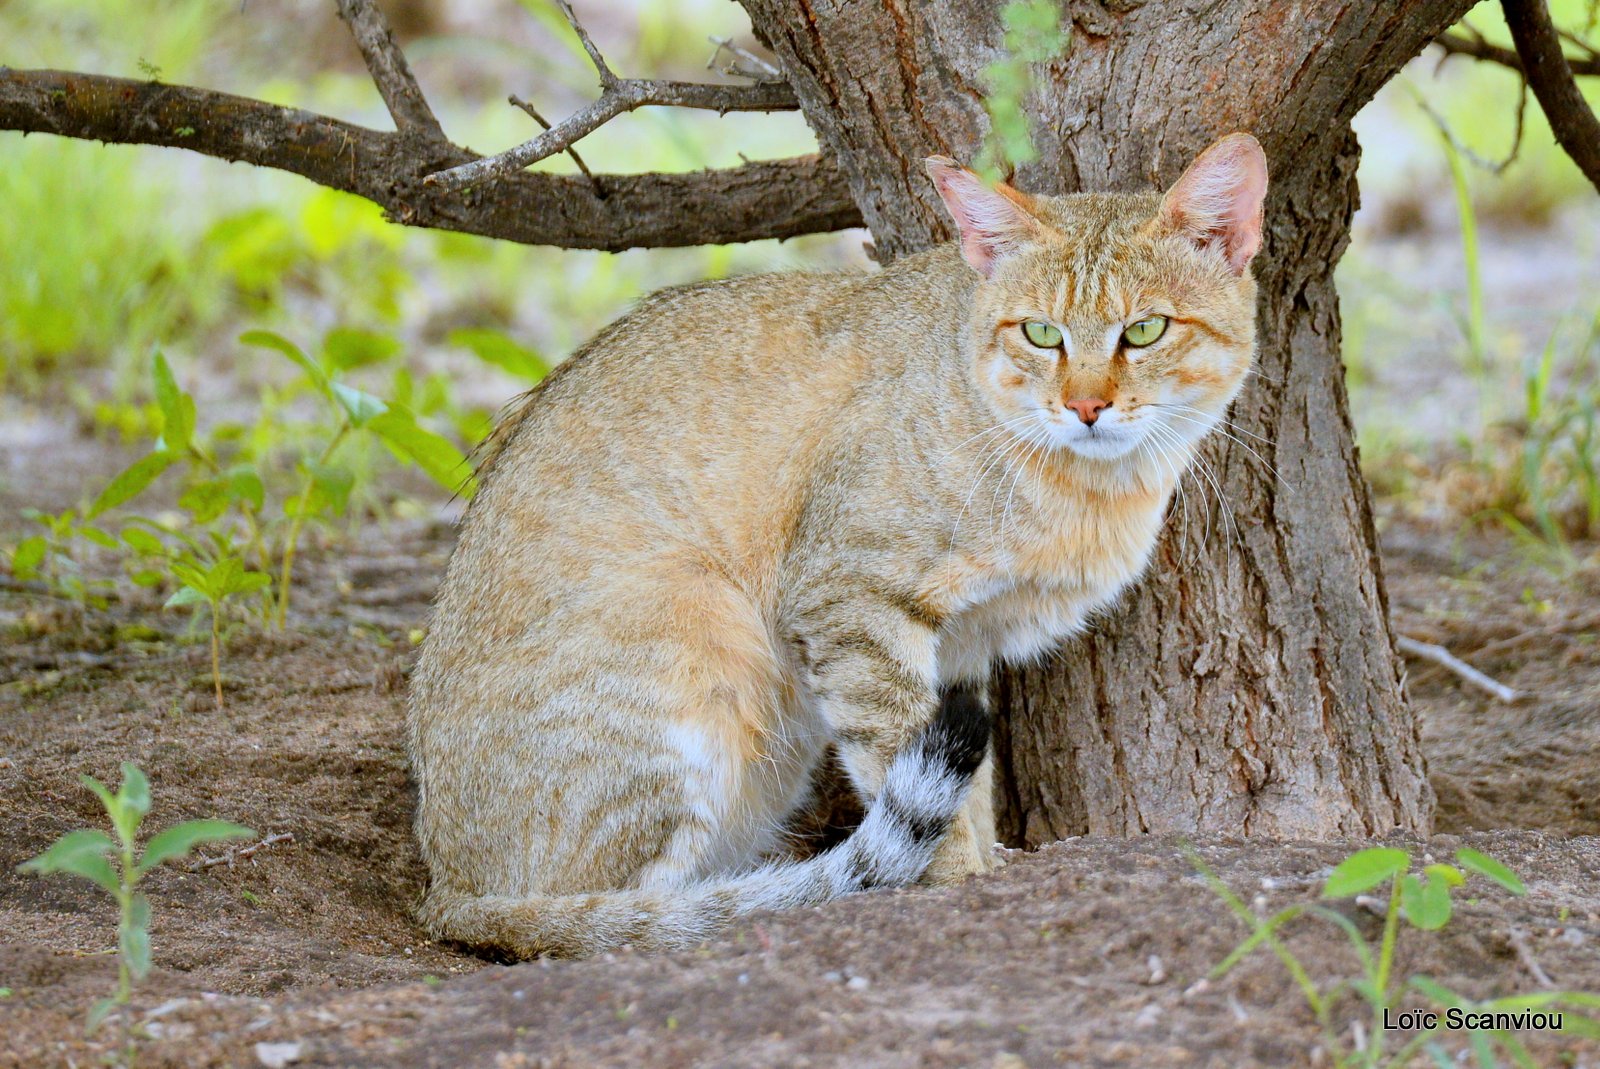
[1048,426,1144,461]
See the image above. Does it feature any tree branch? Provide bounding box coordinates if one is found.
[424,0,799,191]
[334,0,444,137]
[426,77,799,191]
[1502,0,1600,193]
[1435,25,1600,76]
[0,68,860,251]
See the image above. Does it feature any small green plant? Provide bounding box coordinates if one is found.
[18,763,252,1062]
[40,341,476,631]
[165,553,270,709]
[973,1,1070,183]
[9,507,118,607]
[1197,845,1600,1067]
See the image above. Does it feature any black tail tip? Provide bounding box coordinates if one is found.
[922,683,991,778]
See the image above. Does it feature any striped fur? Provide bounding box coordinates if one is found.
[409,137,1268,959]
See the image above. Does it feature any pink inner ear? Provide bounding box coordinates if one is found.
[925,157,1041,278]
[1162,134,1268,274]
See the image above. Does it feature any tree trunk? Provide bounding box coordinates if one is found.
[743,0,1476,839]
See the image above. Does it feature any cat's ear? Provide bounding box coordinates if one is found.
[1158,133,1268,275]
[925,157,1045,278]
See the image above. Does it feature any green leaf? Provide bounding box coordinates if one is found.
[128,892,150,930]
[89,451,175,518]
[367,410,476,497]
[118,762,150,822]
[140,819,255,873]
[322,326,401,371]
[179,478,230,525]
[77,525,118,550]
[1322,847,1410,899]
[1400,872,1452,930]
[447,327,548,383]
[1423,863,1465,888]
[304,463,354,517]
[232,570,271,596]
[120,922,151,981]
[226,465,265,512]
[80,772,116,810]
[331,382,387,427]
[18,829,118,895]
[151,350,196,452]
[164,585,207,610]
[10,535,47,580]
[1456,848,1526,896]
[240,329,330,396]
[120,527,166,557]
[87,996,120,1034]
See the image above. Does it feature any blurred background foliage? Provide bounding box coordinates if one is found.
[1,0,1598,597]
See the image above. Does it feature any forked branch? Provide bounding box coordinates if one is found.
[1502,0,1600,192]
[425,0,798,190]
[1435,24,1600,77]
[335,0,444,137]
[0,1,857,248]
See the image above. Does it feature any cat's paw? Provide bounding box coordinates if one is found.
[920,837,1005,886]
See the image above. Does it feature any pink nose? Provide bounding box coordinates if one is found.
[1065,398,1110,425]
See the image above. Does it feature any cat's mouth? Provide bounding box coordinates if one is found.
[1037,411,1146,460]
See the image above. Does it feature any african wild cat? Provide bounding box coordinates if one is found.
[409,133,1268,958]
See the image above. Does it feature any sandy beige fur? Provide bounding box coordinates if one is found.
[408,134,1269,958]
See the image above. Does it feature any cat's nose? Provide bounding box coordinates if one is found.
[1065,398,1111,425]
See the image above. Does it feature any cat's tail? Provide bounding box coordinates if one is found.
[418,686,990,959]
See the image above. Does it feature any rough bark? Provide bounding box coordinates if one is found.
[0,68,860,251]
[743,0,1479,838]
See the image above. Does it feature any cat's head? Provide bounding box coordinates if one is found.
[926,134,1267,463]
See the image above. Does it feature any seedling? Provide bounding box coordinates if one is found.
[18,763,252,1063]
[1196,845,1600,1067]
[165,552,270,709]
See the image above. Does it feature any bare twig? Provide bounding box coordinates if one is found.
[1435,25,1600,77]
[0,69,860,250]
[1395,635,1522,704]
[1503,0,1600,194]
[1558,27,1600,63]
[1507,926,1556,988]
[195,832,295,870]
[424,0,799,191]
[552,0,618,86]
[334,0,444,138]
[706,36,784,82]
[1407,78,1529,175]
[427,76,798,191]
[509,93,601,192]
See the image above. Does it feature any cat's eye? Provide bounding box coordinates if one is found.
[1021,320,1063,348]
[1122,315,1168,348]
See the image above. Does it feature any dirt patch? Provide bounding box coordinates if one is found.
[3,428,1599,1066]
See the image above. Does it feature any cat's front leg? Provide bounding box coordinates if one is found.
[922,690,1002,886]
[792,586,946,802]
[792,589,1000,885]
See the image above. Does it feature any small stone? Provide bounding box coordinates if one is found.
[255,1041,303,1068]
[821,971,843,984]
[846,975,870,991]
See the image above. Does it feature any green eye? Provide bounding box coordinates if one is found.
[1022,320,1063,348]
[1122,315,1168,348]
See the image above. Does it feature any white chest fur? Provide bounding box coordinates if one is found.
[934,499,1164,686]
